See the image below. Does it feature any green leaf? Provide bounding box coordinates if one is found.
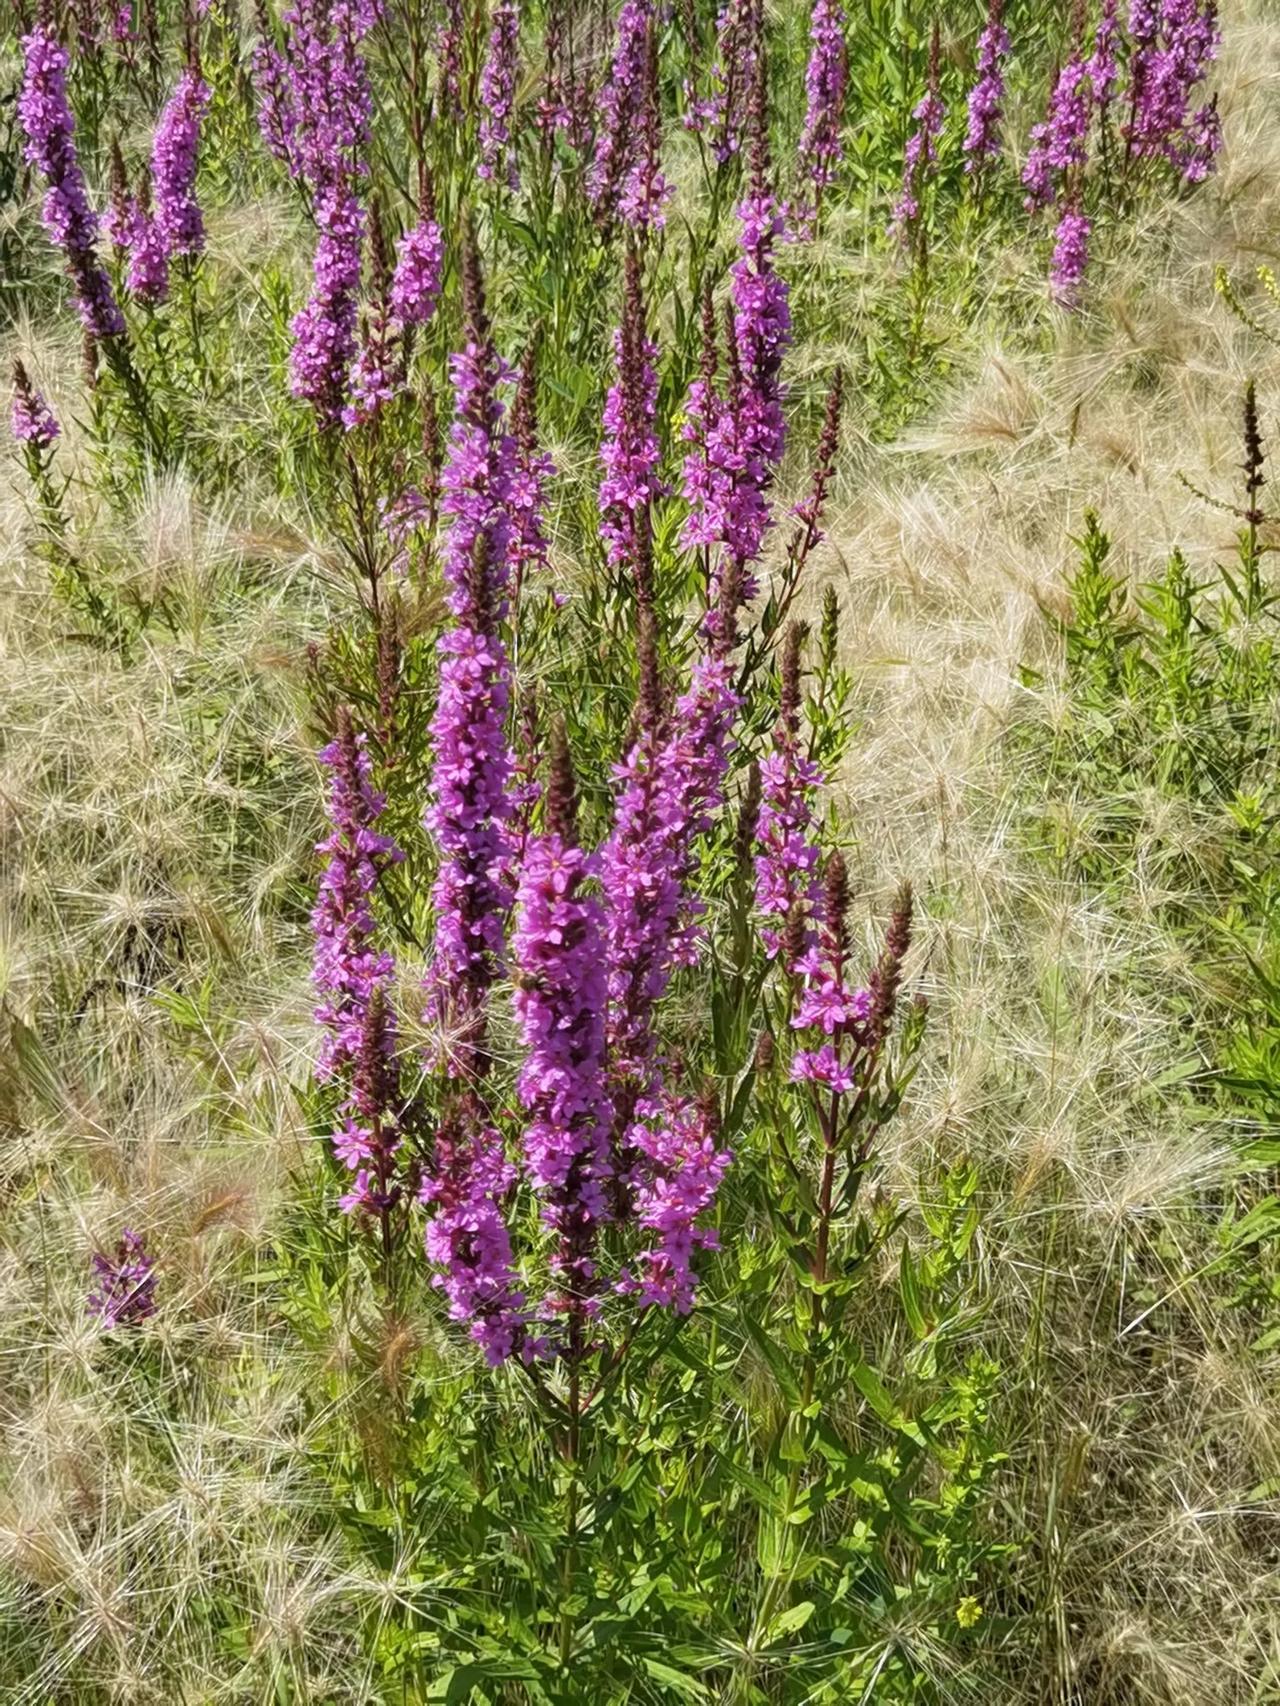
[641,1658,712,1699]
[763,1601,816,1646]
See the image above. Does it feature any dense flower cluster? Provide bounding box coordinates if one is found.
[1022,53,1092,211]
[964,0,1009,170]
[88,1229,158,1328]
[479,0,521,188]
[599,253,664,577]
[152,67,211,257]
[390,216,444,328]
[755,626,822,967]
[792,0,847,232]
[512,752,613,1320]
[590,0,671,228]
[17,24,124,338]
[290,181,366,423]
[1126,0,1221,180]
[509,347,555,599]
[1049,201,1091,307]
[422,1103,528,1363]
[684,0,762,164]
[10,360,60,451]
[623,1092,730,1312]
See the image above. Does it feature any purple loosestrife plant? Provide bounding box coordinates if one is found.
[151,64,211,257]
[10,359,59,450]
[889,24,944,239]
[509,344,555,609]
[18,22,125,339]
[1049,197,1091,308]
[755,623,822,972]
[963,0,1009,173]
[617,17,672,231]
[589,0,657,222]
[791,0,847,236]
[599,250,664,580]
[478,0,521,189]
[291,180,365,424]
[685,0,761,164]
[252,0,297,167]
[512,724,614,1334]
[390,214,444,329]
[124,175,170,303]
[312,708,404,1085]
[623,1088,730,1311]
[1022,47,1092,211]
[421,241,517,1049]
[344,206,400,429]
[88,1229,158,1328]
[1126,0,1221,180]
[1089,0,1121,111]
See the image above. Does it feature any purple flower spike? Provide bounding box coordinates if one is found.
[1022,53,1092,212]
[422,1102,528,1364]
[152,67,211,257]
[423,242,518,1057]
[623,1090,730,1313]
[479,0,521,189]
[88,1230,158,1328]
[890,24,945,237]
[1089,0,1120,110]
[291,181,365,425]
[754,625,821,968]
[600,250,664,580]
[390,216,444,328]
[11,359,60,451]
[1049,200,1091,308]
[591,0,670,229]
[124,178,171,304]
[513,727,613,1323]
[17,23,125,338]
[1125,0,1222,182]
[964,0,1009,171]
[792,0,847,235]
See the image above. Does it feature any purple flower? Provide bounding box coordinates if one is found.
[422,1103,528,1364]
[726,189,791,577]
[1022,55,1092,211]
[590,0,670,227]
[963,0,1009,171]
[88,1230,157,1328]
[152,67,211,257]
[600,252,664,578]
[622,1092,730,1312]
[793,0,847,232]
[437,0,464,109]
[890,26,944,237]
[478,0,521,188]
[389,217,444,328]
[10,360,59,451]
[790,1043,855,1094]
[1049,201,1091,308]
[17,24,125,338]
[509,346,555,602]
[685,0,762,164]
[1125,0,1222,181]
[512,737,613,1321]
[252,4,297,167]
[312,711,404,1083]
[290,180,365,425]
[754,626,821,967]
[422,249,517,1054]
[1088,0,1120,109]
[793,977,870,1035]
[124,184,171,304]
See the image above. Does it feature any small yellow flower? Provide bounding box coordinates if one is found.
[955,1597,983,1629]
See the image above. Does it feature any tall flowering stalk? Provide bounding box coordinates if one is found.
[345,203,400,428]
[755,623,821,973]
[1049,195,1091,308]
[590,0,670,228]
[1125,0,1221,181]
[617,16,672,231]
[791,0,847,237]
[1022,36,1092,211]
[512,724,613,1334]
[624,1088,730,1311]
[151,63,211,257]
[684,0,761,165]
[599,250,664,580]
[963,0,1009,174]
[509,344,555,610]
[10,358,60,452]
[889,22,944,241]
[478,0,521,188]
[18,21,125,339]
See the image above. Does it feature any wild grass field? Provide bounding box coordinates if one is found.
[3,0,1280,1699]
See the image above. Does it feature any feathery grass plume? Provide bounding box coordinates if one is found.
[790,0,847,235]
[512,720,613,1334]
[963,0,1010,173]
[889,20,944,239]
[18,17,126,338]
[478,0,521,188]
[87,1229,157,1327]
